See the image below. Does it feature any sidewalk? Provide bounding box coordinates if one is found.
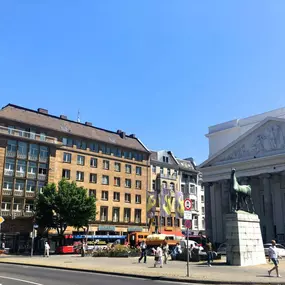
[0,254,285,284]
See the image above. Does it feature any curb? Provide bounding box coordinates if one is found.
[0,261,284,285]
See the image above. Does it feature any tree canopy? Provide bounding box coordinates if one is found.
[35,179,96,235]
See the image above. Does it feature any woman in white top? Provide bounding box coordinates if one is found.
[153,245,163,268]
[268,240,281,277]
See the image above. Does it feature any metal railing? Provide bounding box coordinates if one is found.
[159,173,177,180]
[0,125,59,145]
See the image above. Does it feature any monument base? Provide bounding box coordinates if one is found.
[225,211,266,266]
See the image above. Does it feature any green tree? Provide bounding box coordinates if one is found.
[35,179,96,235]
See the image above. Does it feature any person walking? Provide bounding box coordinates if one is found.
[205,239,213,267]
[268,240,281,277]
[162,241,169,264]
[138,241,147,263]
[153,245,163,268]
[44,241,50,257]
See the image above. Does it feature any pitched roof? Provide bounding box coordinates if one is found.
[176,158,197,171]
[0,104,149,152]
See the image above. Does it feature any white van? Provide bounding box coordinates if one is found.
[180,240,204,251]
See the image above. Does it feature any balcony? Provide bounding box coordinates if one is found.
[6,151,16,158]
[2,189,12,196]
[38,174,47,181]
[28,155,38,161]
[4,169,14,176]
[39,156,48,163]
[14,190,24,197]
[26,191,36,198]
[24,211,34,217]
[158,173,177,181]
[0,125,60,145]
[27,173,37,179]
[1,210,11,217]
[15,171,25,178]
[17,152,27,159]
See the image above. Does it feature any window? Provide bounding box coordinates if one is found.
[100,206,108,222]
[135,180,142,190]
[125,193,131,203]
[152,180,156,190]
[63,152,71,163]
[190,185,196,195]
[62,138,73,147]
[77,155,85,165]
[162,181,167,189]
[25,202,34,212]
[191,199,196,210]
[112,207,120,222]
[181,184,185,195]
[102,191,108,201]
[170,183,175,191]
[201,195,204,202]
[135,195,141,204]
[152,166,156,173]
[202,206,205,214]
[18,142,28,158]
[76,171,84,182]
[106,147,111,155]
[13,200,23,211]
[114,162,121,172]
[102,175,109,185]
[1,200,11,211]
[38,182,45,194]
[160,167,163,174]
[3,178,13,190]
[174,218,180,227]
[8,126,15,135]
[16,160,26,177]
[89,142,99,152]
[125,179,131,188]
[202,217,205,229]
[90,157,97,168]
[90,173,97,183]
[135,209,141,223]
[125,164,132,174]
[39,146,48,161]
[113,192,120,201]
[136,166,142,176]
[29,144,39,160]
[89,189,96,197]
[163,156,169,163]
[114,148,122,157]
[62,169,70,179]
[5,158,15,171]
[38,164,47,175]
[124,208,131,223]
[27,180,36,192]
[103,160,110,170]
[167,217,173,226]
[15,179,25,191]
[28,162,37,174]
[114,177,121,187]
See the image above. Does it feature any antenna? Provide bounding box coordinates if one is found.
[77,110,81,123]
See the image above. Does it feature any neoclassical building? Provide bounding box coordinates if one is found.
[199,107,285,245]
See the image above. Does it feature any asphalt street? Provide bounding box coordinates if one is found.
[0,264,207,285]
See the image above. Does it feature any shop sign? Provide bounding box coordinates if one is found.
[98,225,116,231]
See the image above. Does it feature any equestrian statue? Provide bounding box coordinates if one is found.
[230,169,255,213]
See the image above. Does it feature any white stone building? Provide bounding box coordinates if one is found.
[199,107,285,245]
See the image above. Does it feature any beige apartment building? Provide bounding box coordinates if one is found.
[0,104,150,247]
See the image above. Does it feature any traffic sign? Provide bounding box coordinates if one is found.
[0,216,5,224]
[184,211,192,220]
[184,198,192,211]
[185,220,192,229]
[33,224,39,229]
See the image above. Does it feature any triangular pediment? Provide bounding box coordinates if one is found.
[200,117,285,168]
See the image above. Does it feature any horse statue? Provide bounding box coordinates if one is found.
[230,169,255,213]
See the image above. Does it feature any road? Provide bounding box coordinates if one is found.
[0,264,207,285]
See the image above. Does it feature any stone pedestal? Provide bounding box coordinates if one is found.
[225,211,266,266]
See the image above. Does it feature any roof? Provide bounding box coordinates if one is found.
[176,158,197,172]
[0,104,149,152]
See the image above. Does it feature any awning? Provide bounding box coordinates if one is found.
[159,230,184,237]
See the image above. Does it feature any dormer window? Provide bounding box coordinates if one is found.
[163,156,169,163]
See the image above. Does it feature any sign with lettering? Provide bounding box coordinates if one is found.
[98,225,116,231]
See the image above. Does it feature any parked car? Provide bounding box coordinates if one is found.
[217,243,227,255]
[264,243,285,257]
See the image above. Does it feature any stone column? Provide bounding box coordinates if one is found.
[204,182,212,239]
[221,179,230,242]
[260,174,274,242]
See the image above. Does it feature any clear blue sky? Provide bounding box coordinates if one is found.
[1,1,285,164]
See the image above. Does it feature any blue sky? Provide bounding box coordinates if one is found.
[1,1,285,164]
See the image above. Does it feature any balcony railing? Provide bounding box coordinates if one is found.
[38,174,47,181]
[2,189,12,196]
[39,156,48,163]
[1,210,11,217]
[6,151,16,158]
[17,152,27,159]
[27,173,37,179]
[24,211,34,217]
[0,125,60,145]
[26,191,36,198]
[159,173,177,180]
[28,155,38,161]
[14,190,24,196]
[16,171,26,178]
[4,169,14,176]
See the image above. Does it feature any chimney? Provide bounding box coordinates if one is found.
[38,108,48,114]
[130,134,136,138]
[117,130,122,134]
[85,122,92,126]
[120,132,126,139]
[60,115,67,120]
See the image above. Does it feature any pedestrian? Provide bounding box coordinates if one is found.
[205,238,213,267]
[153,245,163,268]
[138,241,147,263]
[268,240,281,277]
[162,241,169,264]
[44,241,50,257]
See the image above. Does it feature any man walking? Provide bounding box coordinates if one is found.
[44,241,50,257]
[205,238,213,267]
[138,241,147,263]
[268,240,281,277]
